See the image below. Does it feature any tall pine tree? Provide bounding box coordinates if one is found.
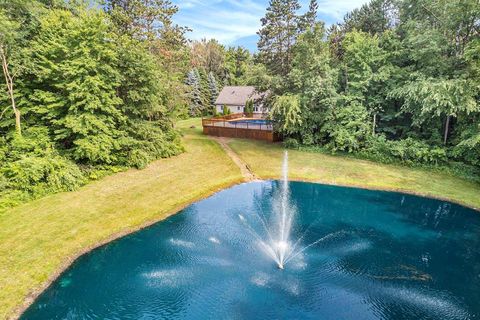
[257,0,301,77]
[207,72,219,113]
[300,0,318,32]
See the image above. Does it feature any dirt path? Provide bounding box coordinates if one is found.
[211,137,257,181]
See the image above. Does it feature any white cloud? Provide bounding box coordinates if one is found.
[172,0,371,47]
[316,0,370,21]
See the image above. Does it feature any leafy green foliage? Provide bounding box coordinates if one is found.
[362,136,447,165]
[267,0,480,174]
[322,100,371,152]
[0,1,186,211]
[28,10,124,164]
[222,105,231,115]
[270,95,302,135]
[0,127,86,209]
[244,100,254,114]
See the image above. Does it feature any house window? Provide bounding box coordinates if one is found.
[237,106,240,111]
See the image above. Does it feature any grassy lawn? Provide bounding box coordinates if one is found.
[1,118,479,319]
[0,119,243,319]
[228,138,480,209]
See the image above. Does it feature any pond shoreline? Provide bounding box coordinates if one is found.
[13,176,479,319]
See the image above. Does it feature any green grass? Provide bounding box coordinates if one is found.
[1,117,479,319]
[0,119,243,319]
[228,138,480,209]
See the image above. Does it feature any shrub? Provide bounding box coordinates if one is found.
[222,105,231,115]
[322,101,370,153]
[119,120,184,169]
[0,127,87,207]
[362,135,448,165]
[2,156,86,193]
[283,138,300,149]
[244,100,254,114]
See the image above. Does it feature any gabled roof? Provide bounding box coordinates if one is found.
[215,86,268,106]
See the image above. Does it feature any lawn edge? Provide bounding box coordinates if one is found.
[10,176,245,320]
[263,175,480,212]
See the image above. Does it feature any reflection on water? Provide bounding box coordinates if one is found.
[22,181,480,320]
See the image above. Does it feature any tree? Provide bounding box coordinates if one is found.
[225,46,251,85]
[270,95,302,135]
[185,69,203,116]
[190,39,226,81]
[0,10,22,135]
[288,22,338,144]
[342,30,390,135]
[391,78,478,144]
[28,10,124,163]
[342,0,398,35]
[257,0,301,77]
[207,72,219,112]
[104,0,186,45]
[321,99,371,152]
[299,0,318,32]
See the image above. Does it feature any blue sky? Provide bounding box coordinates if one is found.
[171,0,370,51]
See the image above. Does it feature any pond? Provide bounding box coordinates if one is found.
[22,181,480,319]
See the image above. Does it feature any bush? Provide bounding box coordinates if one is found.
[0,127,87,209]
[119,120,184,169]
[2,156,86,193]
[222,105,231,115]
[283,138,300,149]
[361,135,448,165]
[322,101,370,153]
[244,100,254,114]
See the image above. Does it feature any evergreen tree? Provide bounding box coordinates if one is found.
[104,0,186,45]
[300,0,318,32]
[207,72,219,112]
[197,68,211,111]
[257,0,301,77]
[185,69,203,116]
[225,46,251,85]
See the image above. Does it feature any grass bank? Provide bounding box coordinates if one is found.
[228,138,480,209]
[0,119,243,319]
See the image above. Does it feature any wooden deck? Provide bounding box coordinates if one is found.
[202,114,281,142]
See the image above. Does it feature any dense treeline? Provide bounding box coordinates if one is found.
[257,0,479,174]
[0,0,190,209]
[185,40,258,116]
[1,0,479,210]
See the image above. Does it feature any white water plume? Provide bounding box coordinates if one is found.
[238,151,344,270]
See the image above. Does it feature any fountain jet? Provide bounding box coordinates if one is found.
[239,150,339,270]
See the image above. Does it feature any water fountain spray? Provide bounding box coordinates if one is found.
[239,150,340,270]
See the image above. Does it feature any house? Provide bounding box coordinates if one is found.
[214,86,269,115]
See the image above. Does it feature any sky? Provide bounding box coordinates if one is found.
[171,0,370,51]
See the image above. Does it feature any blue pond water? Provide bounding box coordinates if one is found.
[22,181,480,319]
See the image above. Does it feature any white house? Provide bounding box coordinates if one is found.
[214,86,269,115]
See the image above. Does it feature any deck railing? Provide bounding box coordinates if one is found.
[202,119,273,131]
[201,113,279,142]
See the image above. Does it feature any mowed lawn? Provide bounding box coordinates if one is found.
[0,119,243,319]
[228,138,480,209]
